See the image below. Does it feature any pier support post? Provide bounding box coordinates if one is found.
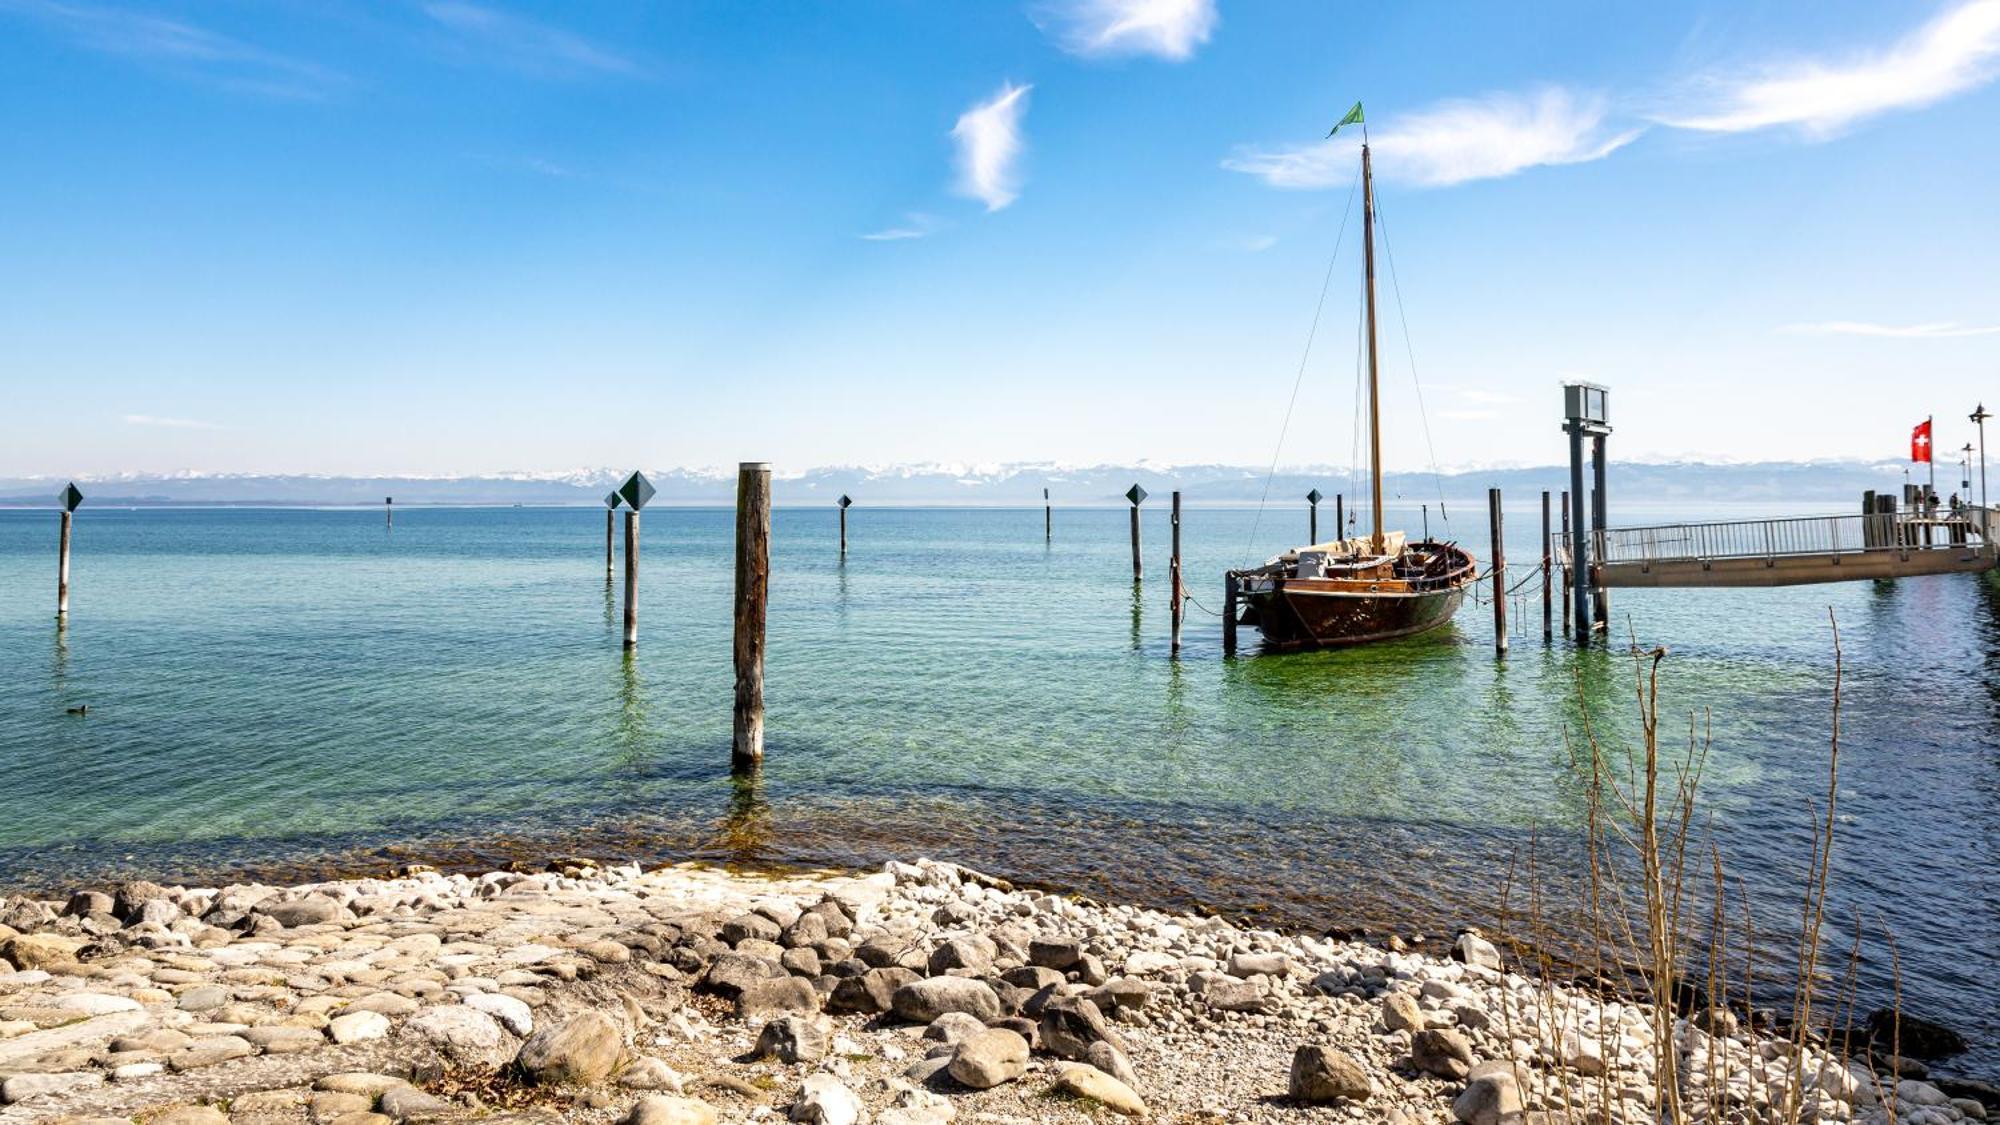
[1170,491,1184,655]
[1126,484,1147,582]
[1560,489,1572,637]
[1222,572,1238,654]
[622,511,639,648]
[1591,433,1609,627]
[734,462,772,772]
[606,509,616,574]
[1568,437,1591,644]
[1489,488,1507,656]
[1540,490,1552,642]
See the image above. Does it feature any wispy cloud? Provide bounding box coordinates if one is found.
[124,414,221,430]
[1031,0,1217,61]
[1223,88,1641,190]
[421,2,640,78]
[952,82,1032,211]
[0,0,345,98]
[1226,234,1278,252]
[862,213,946,241]
[1658,0,2000,136]
[1781,320,2000,338]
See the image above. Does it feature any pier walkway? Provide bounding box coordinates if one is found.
[1564,509,1999,588]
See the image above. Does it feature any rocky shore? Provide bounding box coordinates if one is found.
[0,857,1987,1125]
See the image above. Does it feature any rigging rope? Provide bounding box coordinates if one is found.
[1372,198,1452,533]
[1243,163,1362,564]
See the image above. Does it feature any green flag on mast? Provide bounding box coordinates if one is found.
[1327,101,1364,138]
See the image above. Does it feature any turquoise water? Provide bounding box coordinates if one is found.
[0,505,1993,1071]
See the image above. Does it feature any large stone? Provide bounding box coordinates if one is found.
[405,1005,511,1067]
[736,976,820,1019]
[516,1011,624,1085]
[923,1012,988,1046]
[1086,1041,1140,1089]
[722,913,782,946]
[110,880,172,921]
[947,1028,1028,1089]
[1226,951,1290,978]
[856,936,927,972]
[1382,992,1424,1033]
[619,1056,685,1092]
[754,1015,831,1064]
[2,1071,105,1103]
[1289,1045,1370,1103]
[700,952,787,999]
[1028,937,1082,970]
[829,967,919,1014]
[790,1074,861,1125]
[1453,1060,1525,1125]
[876,1087,955,1125]
[379,1084,454,1122]
[464,991,535,1036]
[624,1095,720,1125]
[781,912,830,949]
[242,1025,326,1054]
[1040,997,1123,1061]
[1412,1028,1476,1081]
[928,937,996,976]
[892,977,1001,1024]
[1201,976,1272,1014]
[1454,932,1503,972]
[148,1107,230,1125]
[1053,1062,1147,1116]
[259,895,342,928]
[0,932,85,970]
[329,1010,392,1044]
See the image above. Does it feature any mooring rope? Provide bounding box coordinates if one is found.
[1373,198,1452,533]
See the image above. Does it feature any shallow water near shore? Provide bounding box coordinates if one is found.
[1,504,1994,1074]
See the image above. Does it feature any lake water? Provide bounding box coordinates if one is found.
[0,504,1992,1074]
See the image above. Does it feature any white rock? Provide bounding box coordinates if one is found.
[791,1074,861,1125]
[327,1009,392,1043]
[464,990,535,1036]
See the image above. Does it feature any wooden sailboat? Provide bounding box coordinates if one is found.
[1229,136,1476,649]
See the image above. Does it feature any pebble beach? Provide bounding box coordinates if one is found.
[0,857,1988,1125]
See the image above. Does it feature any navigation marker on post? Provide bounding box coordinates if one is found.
[1127,484,1147,583]
[617,471,654,649]
[1307,488,1323,543]
[603,490,623,575]
[838,494,852,556]
[57,483,82,623]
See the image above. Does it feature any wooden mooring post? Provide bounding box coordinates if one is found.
[1488,488,1507,656]
[838,494,852,557]
[1222,572,1238,654]
[56,483,81,623]
[733,462,772,772]
[603,491,621,575]
[385,496,393,529]
[1307,488,1322,542]
[1559,489,1572,637]
[1044,488,1051,543]
[1169,491,1184,655]
[1335,494,1345,541]
[1126,484,1147,582]
[1540,490,1552,642]
[614,471,655,649]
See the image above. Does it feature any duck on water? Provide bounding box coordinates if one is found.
[1228,105,1477,650]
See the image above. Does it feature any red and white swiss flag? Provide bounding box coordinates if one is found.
[1912,419,1933,463]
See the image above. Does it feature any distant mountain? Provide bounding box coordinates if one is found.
[0,460,1933,509]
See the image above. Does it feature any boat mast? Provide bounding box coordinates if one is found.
[1361,142,1385,553]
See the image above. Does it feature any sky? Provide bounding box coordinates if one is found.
[2,0,1998,477]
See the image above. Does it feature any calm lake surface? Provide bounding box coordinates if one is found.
[1,505,1993,1073]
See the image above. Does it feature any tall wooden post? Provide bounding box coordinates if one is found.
[623,511,639,648]
[56,483,82,623]
[1540,490,1553,642]
[838,494,852,557]
[1126,484,1147,582]
[1222,572,1238,654]
[1169,490,1184,655]
[1044,488,1051,543]
[734,462,772,772]
[1489,488,1507,656]
[1559,489,1572,637]
[57,511,73,622]
[1307,488,1322,543]
[385,496,393,529]
[1335,494,1345,543]
[606,509,615,573]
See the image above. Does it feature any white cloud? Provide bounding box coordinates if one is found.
[952,83,1032,211]
[1781,320,2000,338]
[124,414,221,430]
[1222,88,1640,189]
[1032,0,1217,61]
[862,213,946,241]
[0,0,345,98]
[1659,0,2000,136]
[422,1,639,77]
[1228,234,1278,252]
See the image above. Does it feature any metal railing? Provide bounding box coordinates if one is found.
[1587,510,1992,566]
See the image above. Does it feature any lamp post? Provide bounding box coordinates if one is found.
[1973,403,1990,511]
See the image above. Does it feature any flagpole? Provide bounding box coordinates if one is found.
[1929,414,1936,507]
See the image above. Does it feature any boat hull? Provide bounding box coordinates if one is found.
[1242,581,1466,649]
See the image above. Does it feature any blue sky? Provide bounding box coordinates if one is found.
[2,0,1997,477]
